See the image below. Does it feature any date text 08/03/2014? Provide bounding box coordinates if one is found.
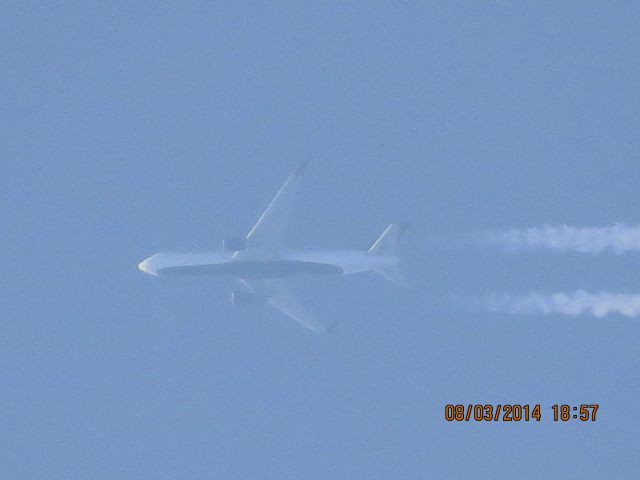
[444,404,599,422]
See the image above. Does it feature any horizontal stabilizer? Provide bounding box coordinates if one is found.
[374,265,408,287]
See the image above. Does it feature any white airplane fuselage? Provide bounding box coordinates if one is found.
[138,249,399,279]
[137,163,406,331]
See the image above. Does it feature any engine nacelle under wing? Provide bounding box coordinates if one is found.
[223,236,246,252]
[231,290,265,306]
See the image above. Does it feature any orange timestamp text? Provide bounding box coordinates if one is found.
[444,404,599,422]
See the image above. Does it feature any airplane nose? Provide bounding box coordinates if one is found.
[138,257,157,275]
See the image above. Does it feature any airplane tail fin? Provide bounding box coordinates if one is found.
[367,223,409,256]
[367,223,409,287]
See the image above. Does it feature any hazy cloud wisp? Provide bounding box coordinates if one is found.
[482,290,640,318]
[482,223,640,254]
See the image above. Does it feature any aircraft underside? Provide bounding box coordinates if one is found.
[139,163,405,331]
[156,259,344,278]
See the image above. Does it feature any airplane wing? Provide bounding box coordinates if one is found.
[245,162,308,250]
[239,278,333,333]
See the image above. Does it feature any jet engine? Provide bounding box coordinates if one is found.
[231,291,264,306]
[223,236,246,252]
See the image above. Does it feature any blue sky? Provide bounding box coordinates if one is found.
[3,2,639,478]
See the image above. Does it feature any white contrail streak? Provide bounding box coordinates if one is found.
[482,223,640,254]
[483,291,640,318]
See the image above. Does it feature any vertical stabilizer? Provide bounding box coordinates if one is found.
[367,223,409,287]
[367,223,408,256]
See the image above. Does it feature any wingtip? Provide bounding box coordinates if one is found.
[397,221,411,241]
[294,161,309,176]
[398,221,411,232]
[313,320,338,333]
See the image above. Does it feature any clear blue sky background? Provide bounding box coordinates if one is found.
[3,2,639,478]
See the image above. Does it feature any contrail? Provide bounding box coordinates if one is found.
[482,291,640,318]
[481,223,640,254]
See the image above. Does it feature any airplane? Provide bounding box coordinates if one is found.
[137,163,407,332]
